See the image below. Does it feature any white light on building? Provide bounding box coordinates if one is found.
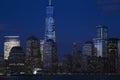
[4,36,20,60]
[40,40,44,62]
[93,25,108,57]
[33,68,42,75]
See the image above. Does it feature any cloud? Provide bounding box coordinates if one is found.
[0,24,9,31]
[97,0,120,12]
[97,0,120,4]
[102,5,120,12]
[0,24,17,32]
[111,0,120,3]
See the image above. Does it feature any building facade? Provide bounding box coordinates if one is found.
[107,38,119,58]
[45,0,56,42]
[43,0,58,72]
[72,42,81,72]
[107,38,120,73]
[4,36,20,60]
[61,54,72,73]
[26,36,40,57]
[25,36,41,74]
[82,41,94,56]
[40,40,44,62]
[8,47,25,75]
[0,55,7,75]
[93,25,108,57]
[43,40,53,71]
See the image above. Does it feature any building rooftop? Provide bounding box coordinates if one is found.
[27,36,38,40]
[4,36,19,38]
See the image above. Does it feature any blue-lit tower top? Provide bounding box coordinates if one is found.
[45,0,56,42]
[96,25,108,39]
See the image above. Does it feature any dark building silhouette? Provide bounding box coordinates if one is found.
[107,38,119,58]
[107,38,120,73]
[25,36,41,74]
[87,56,103,74]
[61,54,72,73]
[72,42,81,73]
[8,47,25,75]
[81,55,88,73]
[0,55,7,75]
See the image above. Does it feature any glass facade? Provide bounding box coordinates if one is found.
[96,25,108,39]
[94,25,108,57]
[107,38,119,57]
[26,36,40,57]
[43,0,58,72]
[8,47,25,75]
[43,39,58,71]
[25,36,41,74]
[45,0,56,42]
[82,41,94,56]
[43,41,52,70]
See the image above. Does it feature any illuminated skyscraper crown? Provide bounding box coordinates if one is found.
[45,0,56,42]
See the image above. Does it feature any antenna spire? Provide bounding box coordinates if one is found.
[49,0,52,6]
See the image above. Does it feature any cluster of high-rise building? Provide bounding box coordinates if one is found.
[0,0,120,75]
[0,0,58,75]
[60,25,120,74]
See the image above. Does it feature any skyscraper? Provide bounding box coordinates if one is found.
[4,36,20,60]
[45,0,56,42]
[8,47,25,75]
[26,36,40,58]
[43,0,58,72]
[43,40,53,70]
[93,25,108,57]
[72,42,81,72]
[82,41,94,56]
[107,38,120,73]
[107,38,119,58]
[25,36,41,74]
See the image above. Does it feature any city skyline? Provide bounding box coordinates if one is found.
[0,0,120,59]
[0,0,120,76]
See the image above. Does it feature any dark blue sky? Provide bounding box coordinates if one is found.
[0,0,120,58]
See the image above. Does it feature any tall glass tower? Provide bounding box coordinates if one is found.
[93,25,108,57]
[45,0,56,42]
[43,0,58,72]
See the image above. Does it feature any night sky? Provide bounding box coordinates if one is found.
[0,0,120,59]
